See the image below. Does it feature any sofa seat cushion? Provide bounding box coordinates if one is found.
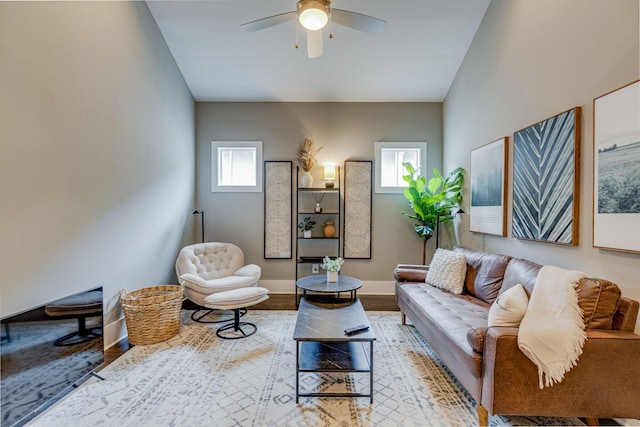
[454,246,511,304]
[399,283,489,379]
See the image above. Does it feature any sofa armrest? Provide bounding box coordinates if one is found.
[394,264,429,282]
[481,327,640,419]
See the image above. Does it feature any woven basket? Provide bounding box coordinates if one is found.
[120,285,184,345]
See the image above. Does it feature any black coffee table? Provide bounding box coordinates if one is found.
[295,275,362,308]
[293,298,375,403]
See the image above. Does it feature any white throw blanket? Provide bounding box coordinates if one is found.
[517,265,587,388]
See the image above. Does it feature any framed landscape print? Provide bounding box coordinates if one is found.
[593,80,640,253]
[343,160,372,259]
[512,107,581,245]
[264,161,292,259]
[470,137,508,236]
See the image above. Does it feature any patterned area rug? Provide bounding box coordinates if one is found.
[28,310,583,427]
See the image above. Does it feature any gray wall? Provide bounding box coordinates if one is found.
[195,102,442,293]
[0,2,195,347]
[444,0,640,331]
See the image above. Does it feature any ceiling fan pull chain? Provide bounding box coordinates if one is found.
[295,21,300,49]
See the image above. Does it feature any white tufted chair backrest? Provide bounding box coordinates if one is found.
[176,243,245,280]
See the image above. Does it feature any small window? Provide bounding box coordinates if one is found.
[375,142,427,193]
[211,141,262,192]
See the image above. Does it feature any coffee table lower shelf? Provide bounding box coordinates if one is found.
[295,340,374,403]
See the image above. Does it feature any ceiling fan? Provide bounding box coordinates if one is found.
[241,0,386,59]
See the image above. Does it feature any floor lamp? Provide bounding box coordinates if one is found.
[192,209,204,243]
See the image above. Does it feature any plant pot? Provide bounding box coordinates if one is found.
[327,271,338,283]
[303,230,312,238]
[323,221,335,238]
[300,171,313,188]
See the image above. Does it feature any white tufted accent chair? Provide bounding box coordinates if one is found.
[175,243,261,308]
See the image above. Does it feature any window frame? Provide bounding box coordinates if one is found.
[374,141,427,194]
[211,141,263,193]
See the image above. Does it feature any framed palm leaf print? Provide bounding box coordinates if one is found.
[512,107,581,245]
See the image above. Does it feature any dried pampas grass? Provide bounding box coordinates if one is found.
[296,139,322,172]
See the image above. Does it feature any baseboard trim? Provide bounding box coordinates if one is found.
[104,317,127,351]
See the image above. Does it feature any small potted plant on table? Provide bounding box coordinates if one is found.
[321,256,344,283]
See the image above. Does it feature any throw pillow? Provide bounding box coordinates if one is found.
[487,283,529,327]
[425,249,467,294]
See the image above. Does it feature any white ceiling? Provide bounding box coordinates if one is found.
[146,0,491,102]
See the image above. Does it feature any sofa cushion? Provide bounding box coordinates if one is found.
[501,257,542,297]
[398,283,489,379]
[426,249,467,294]
[453,246,511,304]
[578,278,621,329]
[488,283,529,327]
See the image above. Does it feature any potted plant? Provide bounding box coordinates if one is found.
[321,256,344,282]
[297,217,316,238]
[401,163,464,264]
[296,139,322,188]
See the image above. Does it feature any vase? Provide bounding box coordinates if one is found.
[301,171,313,188]
[303,230,312,238]
[327,271,338,283]
[323,221,335,238]
[314,203,322,213]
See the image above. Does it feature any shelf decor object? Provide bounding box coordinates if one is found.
[593,80,640,253]
[512,107,581,245]
[296,139,321,188]
[264,161,292,259]
[470,137,508,236]
[343,160,372,258]
[324,164,336,188]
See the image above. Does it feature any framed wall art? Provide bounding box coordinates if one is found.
[263,161,292,259]
[470,137,508,236]
[593,80,640,254]
[512,107,581,245]
[343,160,372,259]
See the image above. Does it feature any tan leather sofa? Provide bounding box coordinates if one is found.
[394,246,640,426]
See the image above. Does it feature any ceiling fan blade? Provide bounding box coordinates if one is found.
[331,9,386,33]
[307,30,323,58]
[241,11,296,32]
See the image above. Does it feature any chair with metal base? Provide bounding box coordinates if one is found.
[175,242,261,323]
[204,287,269,339]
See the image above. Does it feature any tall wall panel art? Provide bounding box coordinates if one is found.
[343,160,372,259]
[264,161,292,258]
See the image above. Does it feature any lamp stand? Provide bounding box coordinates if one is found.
[192,210,205,243]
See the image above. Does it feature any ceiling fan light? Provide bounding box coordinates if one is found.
[297,0,329,31]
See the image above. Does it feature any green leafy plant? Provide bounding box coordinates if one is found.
[297,217,316,231]
[401,163,464,264]
[321,256,344,272]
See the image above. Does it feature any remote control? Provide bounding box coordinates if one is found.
[344,325,369,335]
